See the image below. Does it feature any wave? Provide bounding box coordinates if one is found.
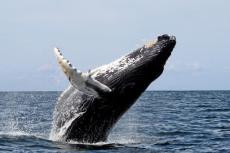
[0,131,30,137]
[0,130,147,152]
[0,130,49,142]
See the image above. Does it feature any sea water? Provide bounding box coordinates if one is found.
[0,91,230,152]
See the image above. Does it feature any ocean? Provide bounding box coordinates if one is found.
[0,91,229,152]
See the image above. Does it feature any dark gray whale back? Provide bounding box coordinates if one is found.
[50,34,176,143]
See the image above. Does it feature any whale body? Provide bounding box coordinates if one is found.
[50,34,176,143]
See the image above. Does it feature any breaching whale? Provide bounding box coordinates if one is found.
[50,34,176,143]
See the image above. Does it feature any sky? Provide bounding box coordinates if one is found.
[0,0,229,91]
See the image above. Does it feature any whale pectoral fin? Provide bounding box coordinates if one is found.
[86,75,112,93]
[54,47,83,88]
[54,48,111,95]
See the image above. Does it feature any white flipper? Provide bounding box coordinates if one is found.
[54,48,111,96]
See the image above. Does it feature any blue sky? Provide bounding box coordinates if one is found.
[0,0,229,91]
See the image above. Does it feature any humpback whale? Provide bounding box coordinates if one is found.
[50,34,176,143]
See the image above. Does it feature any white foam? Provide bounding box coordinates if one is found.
[0,130,30,137]
[68,140,112,146]
[49,112,85,141]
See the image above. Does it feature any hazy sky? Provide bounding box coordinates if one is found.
[0,0,229,91]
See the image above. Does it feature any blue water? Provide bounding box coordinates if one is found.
[0,91,230,152]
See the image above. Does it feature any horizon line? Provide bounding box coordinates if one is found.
[0,89,229,92]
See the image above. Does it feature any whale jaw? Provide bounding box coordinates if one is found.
[51,34,176,143]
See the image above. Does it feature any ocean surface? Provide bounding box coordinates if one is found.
[0,91,230,153]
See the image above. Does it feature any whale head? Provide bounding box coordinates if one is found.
[92,34,176,100]
[51,34,176,143]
